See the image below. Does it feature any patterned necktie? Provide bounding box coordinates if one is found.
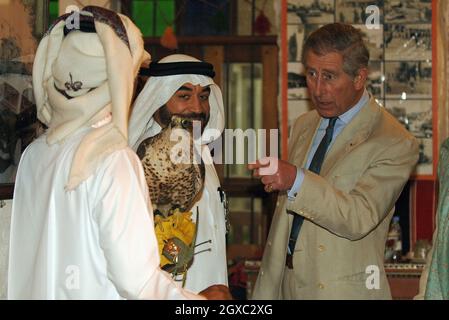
[287,117,338,255]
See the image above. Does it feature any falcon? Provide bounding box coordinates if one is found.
[137,115,205,215]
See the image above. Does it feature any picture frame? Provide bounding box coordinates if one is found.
[336,0,384,24]
[384,23,431,61]
[287,23,321,62]
[355,24,384,61]
[386,99,434,176]
[287,62,308,99]
[385,61,432,99]
[384,0,432,24]
[287,0,334,25]
[0,0,48,200]
[367,60,384,100]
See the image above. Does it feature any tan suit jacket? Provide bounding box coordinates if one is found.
[252,98,419,300]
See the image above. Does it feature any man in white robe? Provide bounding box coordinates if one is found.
[8,6,228,300]
[129,54,228,293]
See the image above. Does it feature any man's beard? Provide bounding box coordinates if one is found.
[157,104,210,133]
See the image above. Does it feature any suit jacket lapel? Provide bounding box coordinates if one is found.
[320,98,381,177]
[283,116,319,244]
[289,113,321,168]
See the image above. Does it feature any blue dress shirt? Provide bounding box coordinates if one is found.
[287,90,370,200]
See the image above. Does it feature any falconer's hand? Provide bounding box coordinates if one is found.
[199,284,233,300]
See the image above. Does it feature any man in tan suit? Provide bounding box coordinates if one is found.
[249,23,419,299]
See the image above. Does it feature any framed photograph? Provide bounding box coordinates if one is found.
[287,0,334,25]
[354,24,383,61]
[336,0,384,24]
[287,24,304,62]
[384,24,432,61]
[0,1,48,199]
[367,61,384,100]
[385,61,432,99]
[287,23,322,62]
[287,62,308,100]
[384,0,432,24]
[385,99,433,176]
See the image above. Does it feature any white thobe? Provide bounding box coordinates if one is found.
[7,127,201,300]
[177,147,228,293]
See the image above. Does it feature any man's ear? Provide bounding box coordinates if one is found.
[353,68,368,90]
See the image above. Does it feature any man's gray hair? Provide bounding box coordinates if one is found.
[301,23,369,77]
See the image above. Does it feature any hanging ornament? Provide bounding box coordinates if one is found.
[160,26,178,50]
[254,11,271,36]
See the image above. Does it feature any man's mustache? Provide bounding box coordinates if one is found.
[176,113,208,122]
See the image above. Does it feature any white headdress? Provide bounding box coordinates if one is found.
[128,54,225,150]
[33,6,150,190]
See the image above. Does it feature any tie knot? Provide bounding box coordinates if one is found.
[327,117,338,130]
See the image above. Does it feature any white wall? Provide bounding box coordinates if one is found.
[0,200,12,300]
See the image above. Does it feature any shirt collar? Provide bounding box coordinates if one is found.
[338,89,369,125]
[319,89,369,129]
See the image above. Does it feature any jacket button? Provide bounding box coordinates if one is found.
[318,245,325,252]
[318,283,325,289]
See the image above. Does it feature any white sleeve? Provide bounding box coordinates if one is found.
[93,149,204,300]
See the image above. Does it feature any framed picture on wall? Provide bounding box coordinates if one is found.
[367,61,384,100]
[287,62,308,99]
[287,23,322,62]
[384,24,432,61]
[385,99,434,176]
[354,24,384,61]
[0,1,48,199]
[287,0,335,24]
[336,0,384,24]
[385,61,432,99]
[384,0,432,23]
